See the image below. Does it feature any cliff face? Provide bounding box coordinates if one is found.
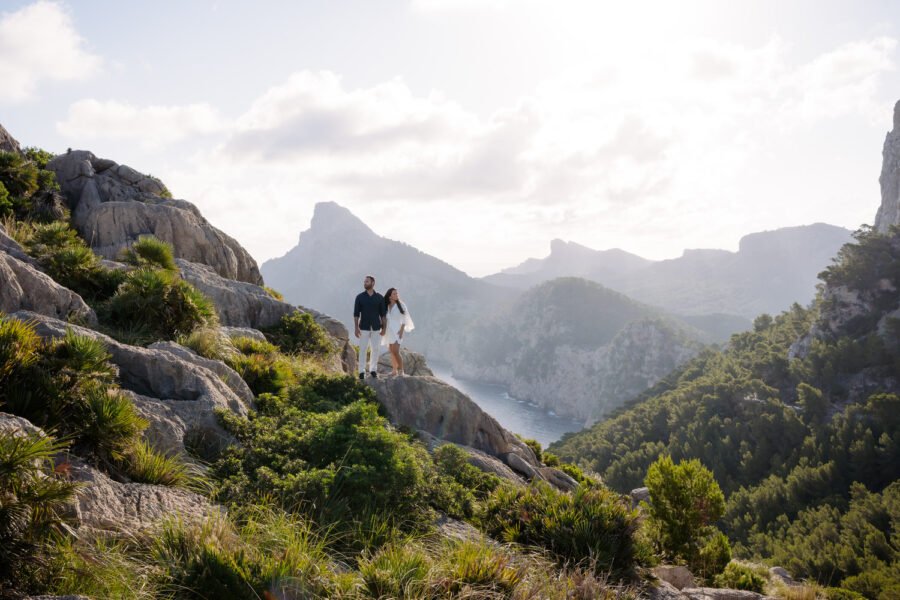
[875,100,900,234]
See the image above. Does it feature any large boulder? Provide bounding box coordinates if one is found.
[177,258,293,329]
[367,375,540,478]
[377,347,433,376]
[10,311,250,461]
[65,457,217,535]
[653,565,696,590]
[0,249,97,326]
[45,150,262,285]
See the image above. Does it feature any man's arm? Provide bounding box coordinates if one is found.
[353,296,361,338]
[379,296,387,335]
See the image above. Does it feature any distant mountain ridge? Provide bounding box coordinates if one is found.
[484,223,853,319]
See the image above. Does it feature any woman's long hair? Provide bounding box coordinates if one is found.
[384,287,406,314]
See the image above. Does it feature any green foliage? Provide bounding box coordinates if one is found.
[178,326,236,362]
[479,481,647,579]
[695,531,732,581]
[643,456,725,563]
[23,147,54,169]
[429,444,502,519]
[78,384,148,463]
[122,439,191,487]
[0,149,61,221]
[26,221,125,302]
[106,268,217,341]
[263,286,284,301]
[225,337,295,396]
[439,539,526,595]
[713,562,767,592]
[120,236,177,271]
[358,543,432,599]
[0,150,39,199]
[213,379,432,525]
[263,310,333,356]
[0,181,10,216]
[0,430,78,591]
[518,435,543,462]
[824,588,865,600]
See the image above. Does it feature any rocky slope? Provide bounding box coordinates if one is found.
[0,127,575,547]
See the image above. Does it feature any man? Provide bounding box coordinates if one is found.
[353,275,386,380]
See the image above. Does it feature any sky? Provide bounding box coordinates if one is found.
[2,0,899,277]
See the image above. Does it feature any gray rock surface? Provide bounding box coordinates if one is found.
[177,258,293,329]
[46,150,262,285]
[302,305,357,374]
[0,122,21,154]
[11,311,250,460]
[221,325,268,342]
[647,580,688,600]
[0,223,37,265]
[377,347,433,376]
[876,100,900,233]
[653,565,695,590]
[0,412,44,438]
[148,340,254,407]
[367,375,540,478]
[680,589,770,600]
[631,486,651,509]
[0,250,97,326]
[65,457,217,535]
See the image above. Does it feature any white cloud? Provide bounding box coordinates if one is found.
[0,1,101,103]
[57,99,227,148]
[60,33,896,275]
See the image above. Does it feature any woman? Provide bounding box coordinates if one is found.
[382,287,414,376]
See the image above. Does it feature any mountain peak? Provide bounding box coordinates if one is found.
[0,123,22,154]
[307,202,374,239]
[875,98,900,233]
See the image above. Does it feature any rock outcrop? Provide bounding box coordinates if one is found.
[0,241,97,326]
[11,311,250,461]
[177,258,293,329]
[368,375,541,478]
[0,122,21,154]
[876,100,900,233]
[46,150,262,285]
[377,348,434,376]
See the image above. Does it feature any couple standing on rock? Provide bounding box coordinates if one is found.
[353,275,414,379]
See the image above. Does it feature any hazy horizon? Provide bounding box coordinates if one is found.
[2,0,897,276]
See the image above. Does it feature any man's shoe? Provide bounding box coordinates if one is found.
[359,372,365,381]
[370,371,378,379]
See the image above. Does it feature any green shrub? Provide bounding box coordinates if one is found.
[713,562,767,592]
[644,455,725,562]
[0,431,78,591]
[120,236,177,271]
[45,536,154,600]
[213,392,432,524]
[433,443,501,500]
[439,539,526,595]
[263,310,333,356]
[178,327,236,361]
[0,150,39,199]
[106,268,217,341]
[23,147,55,169]
[542,451,560,466]
[122,440,191,487]
[225,339,295,396]
[824,587,865,600]
[479,481,646,579]
[25,221,125,301]
[0,181,10,217]
[263,286,283,301]
[694,530,732,581]
[285,368,379,413]
[359,543,432,599]
[78,385,147,463]
[518,435,543,462]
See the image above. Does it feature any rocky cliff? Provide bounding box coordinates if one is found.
[875,100,900,233]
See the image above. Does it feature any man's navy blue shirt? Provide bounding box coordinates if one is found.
[354,291,386,330]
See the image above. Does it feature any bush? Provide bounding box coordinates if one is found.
[644,455,725,562]
[106,268,217,341]
[225,338,295,396]
[26,221,125,301]
[263,310,333,356]
[213,392,432,524]
[263,286,283,301]
[479,481,646,579]
[359,543,432,599]
[78,384,147,463]
[0,431,78,591]
[695,530,732,581]
[518,435,543,462]
[122,440,191,487]
[120,235,177,271]
[713,562,767,592]
[439,539,525,595]
[824,588,865,600]
[178,327,236,362]
[433,443,501,500]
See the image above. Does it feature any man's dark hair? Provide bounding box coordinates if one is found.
[365,275,375,283]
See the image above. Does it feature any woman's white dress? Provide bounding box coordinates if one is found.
[382,302,414,346]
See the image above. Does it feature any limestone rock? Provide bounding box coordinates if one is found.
[46,150,263,285]
[177,259,293,329]
[367,375,540,477]
[768,567,797,587]
[653,565,695,590]
[647,580,688,600]
[537,466,579,492]
[434,513,490,544]
[11,311,250,460]
[0,250,97,326]
[221,325,267,342]
[147,340,254,408]
[876,100,900,233]
[0,122,21,154]
[0,412,44,438]
[0,223,37,265]
[377,348,434,376]
[631,486,651,509]
[65,457,217,535]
